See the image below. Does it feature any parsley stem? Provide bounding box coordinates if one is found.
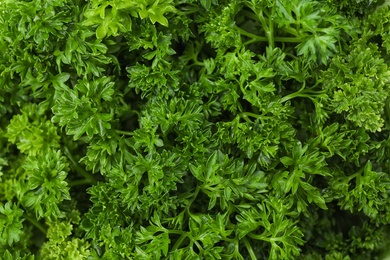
[188,61,204,68]
[248,233,282,242]
[236,26,301,43]
[283,27,300,37]
[346,172,359,181]
[268,17,275,48]
[234,239,241,258]
[240,8,299,41]
[243,237,257,260]
[239,112,262,119]
[168,229,184,235]
[68,178,95,187]
[239,112,269,124]
[194,241,204,254]
[116,130,134,136]
[241,9,259,21]
[192,61,204,67]
[280,82,317,103]
[171,233,188,251]
[187,186,201,210]
[274,37,302,43]
[185,186,201,218]
[280,91,316,103]
[24,214,47,235]
[280,92,304,103]
[244,38,261,45]
[64,146,96,184]
[235,26,268,42]
[257,11,270,37]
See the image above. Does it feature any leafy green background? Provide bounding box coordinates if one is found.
[1,0,390,259]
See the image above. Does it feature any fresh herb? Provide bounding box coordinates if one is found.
[1,0,390,259]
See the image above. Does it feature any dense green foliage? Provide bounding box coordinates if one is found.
[1,0,390,259]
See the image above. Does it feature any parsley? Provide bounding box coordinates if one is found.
[1,0,390,259]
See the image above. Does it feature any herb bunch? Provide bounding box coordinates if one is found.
[1,0,390,259]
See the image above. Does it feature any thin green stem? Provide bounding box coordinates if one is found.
[268,18,275,48]
[274,37,301,43]
[346,172,359,182]
[248,233,283,242]
[234,239,244,260]
[179,2,200,15]
[239,112,264,124]
[285,52,299,60]
[280,83,312,103]
[25,214,47,235]
[240,114,252,123]
[186,186,201,213]
[236,25,301,44]
[227,222,236,230]
[171,233,188,251]
[187,61,205,68]
[244,36,301,44]
[280,92,304,103]
[192,61,204,67]
[162,133,173,149]
[223,237,236,243]
[239,112,261,119]
[68,178,95,187]
[194,241,204,254]
[248,233,269,241]
[119,97,130,109]
[185,187,202,222]
[241,9,259,21]
[116,130,134,136]
[168,229,185,235]
[239,81,246,97]
[64,146,96,184]
[240,7,300,43]
[235,25,268,42]
[283,27,300,37]
[280,89,320,103]
[256,11,269,36]
[244,38,260,45]
[243,237,257,260]
[296,17,301,33]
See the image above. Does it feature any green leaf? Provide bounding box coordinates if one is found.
[0,202,24,246]
[52,77,116,140]
[200,0,212,11]
[21,149,70,219]
[6,104,60,156]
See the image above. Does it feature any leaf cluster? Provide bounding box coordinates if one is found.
[1,0,390,259]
